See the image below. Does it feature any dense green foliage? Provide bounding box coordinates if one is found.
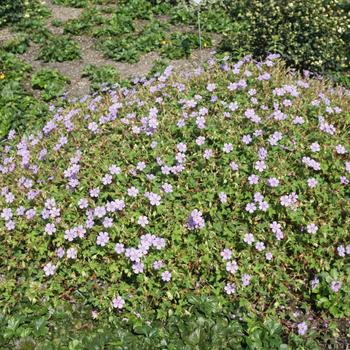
[82,64,122,92]
[1,296,331,349]
[1,34,30,54]
[220,0,350,72]
[38,36,81,62]
[1,57,350,348]
[31,68,70,101]
[1,0,350,347]
[0,0,24,27]
[0,52,48,139]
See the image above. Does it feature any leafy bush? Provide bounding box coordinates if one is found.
[14,18,52,44]
[38,36,81,62]
[92,12,134,37]
[98,20,168,63]
[82,64,121,91]
[0,0,24,27]
[220,0,350,72]
[160,32,212,59]
[0,52,48,139]
[52,0,89,7]
[1,34,30,54]
[31,69,70,101]
[64,7,105,36]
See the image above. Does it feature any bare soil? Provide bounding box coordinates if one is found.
[6,0,221,97]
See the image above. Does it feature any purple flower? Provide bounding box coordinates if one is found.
[330,280,342,292]
[265,252,273,261]
[267,177,280,187]
[306,223,318,234]
[25,209,36,220]
[97,232,109,246]
[94,206,106,218]
[248,175,259,185]
[115,243,125,254]
[162,183,173,193]
[112,296,125,309]
[161,270,172,282]
[245,202,256,213]
[255,241,265,251]
[78,198,88,209]
[223,143,233,153]
[335,144,347,155]
[127,186,139,197]
[136,161,146,171]
[242,273,251,287]
[153,260,164,270]
[89,188,100,198]
[187,209,205,230]
[153,237,166,250]
[43,262,56,276]
[310,142,320,152]
[45,223,56,235]
[109,165,121,175]
[226,261,238,274]
[196,136,205,145]
[145,192,161,206]
[203,149,213,159]
[56,247,65,258]
[64,229,77,241]
[206,83,216,92]
[230,161,239,171]
[1,208,13,221]
[307,178,318,188]
[224,282,236,295]
[254,160,266,172]
[337,245,346,257]
[244,233,255,245]
[102,174,112,185]
[311,277,319,290]
[219,192,227,203]
[67,247,77,259]
[138,215,149,227]
[297,322,308,336]
[220,248,232,261]
[103,217,113,228]
[177,143,187,153]
[132,262,144,274]
[6,220,15,231]
[242,134,252,145]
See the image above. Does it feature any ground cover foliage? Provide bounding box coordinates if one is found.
[1,55,350,348]
[1,0,350,140]
[1,0,350,348]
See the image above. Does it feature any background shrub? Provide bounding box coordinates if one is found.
[220,0,350,72]
[0,0,24,27]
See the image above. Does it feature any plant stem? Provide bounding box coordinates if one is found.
[197,6,202,65]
